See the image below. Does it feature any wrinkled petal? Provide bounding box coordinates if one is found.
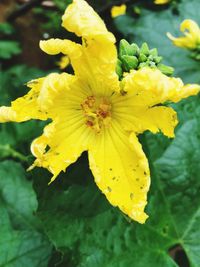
[0,73,83,123]
[37,72,79,113]
[40,38,82,73]
[0,78,47,123]
[62,0,115,42]
[180,19,200,38]
[171,84,200,102]
[61,0,120,94]
[120,68,200,106]
[88,121,150,223]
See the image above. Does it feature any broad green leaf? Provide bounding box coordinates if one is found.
[155,119,200,267]
[0,161,38,227]
[0,23,14,35]
[0,226,51,267]
[0,161,52,267]
[0,41,21,59]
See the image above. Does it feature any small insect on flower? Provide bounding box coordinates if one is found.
[167,19,200,49]
[111,4,126,18]
[0,0,199,223]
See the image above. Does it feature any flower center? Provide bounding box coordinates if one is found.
[81,95,112,133]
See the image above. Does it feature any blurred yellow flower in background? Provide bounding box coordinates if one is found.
[0,0,199,224]
[154,0,171,4]
[167,19,200,49]
[111,4,126,18]
[57,55,69,69]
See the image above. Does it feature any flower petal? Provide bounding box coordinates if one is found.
[62,0,114,42]
[115,106,178,137]
[167,19,200,49]
[37,72,81,114]
[40,38,83,73]
[88,121,150,223]
[0,73,83,123]
[121,68,200,106]
[0,78,47,123]
[61,0,120,94]
[31,115,92,183]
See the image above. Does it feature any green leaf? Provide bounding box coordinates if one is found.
[0,23,14,35]
[155,119,200,267]
[0,227,51,267]
[121,55,138,71]
[0,41,21,59]
[0,161,52,266]
[0,161,38,226]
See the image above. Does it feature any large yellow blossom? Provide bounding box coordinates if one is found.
[0,0,199,224]
[167,19,200,49]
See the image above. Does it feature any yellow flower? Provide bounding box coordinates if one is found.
[0,0,199,223]
[154,0,170,4]
[111,4,126,18]
[167,19,200,49]
[57,55,69,69]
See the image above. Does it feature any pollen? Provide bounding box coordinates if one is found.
[81,95,112,133]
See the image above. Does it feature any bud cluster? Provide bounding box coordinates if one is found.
[190,44,200,61]
[117,39,174,79]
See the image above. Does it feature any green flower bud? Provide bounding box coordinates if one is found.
[138,62,149,69]
[196,43,200,50]
[130,43,140,56]
[154,56,163,64]
[116,59,123,78]
[148,54,154,61]
[133,6,141,15]
[140,42,149,56]
[121,55,138,71]
[149,48,158,57]
[138,53,147,62]
[157,64,174,75]
[117,39,174,76]
[149,61,156,67]
[119,39,137,58]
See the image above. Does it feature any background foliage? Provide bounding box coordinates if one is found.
[0,0,200,266]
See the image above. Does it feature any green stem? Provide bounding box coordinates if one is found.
[0,144,28,163]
